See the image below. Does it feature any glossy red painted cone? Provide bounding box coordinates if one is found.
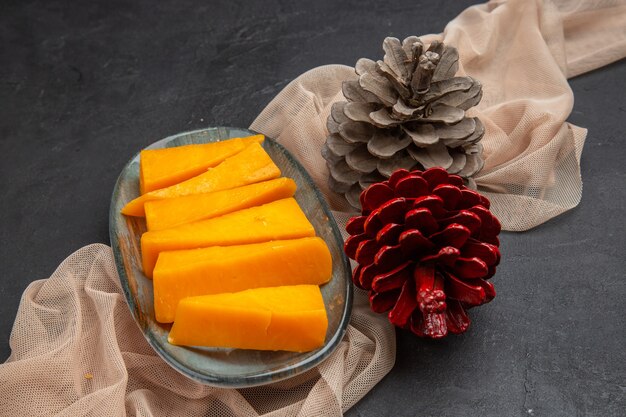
[344,167,501,338]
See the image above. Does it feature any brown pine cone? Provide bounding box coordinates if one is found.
[323,36,485,209]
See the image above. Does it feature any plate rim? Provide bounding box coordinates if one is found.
[109,126,353,388]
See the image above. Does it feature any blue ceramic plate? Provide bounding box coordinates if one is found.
[109,127,352,388]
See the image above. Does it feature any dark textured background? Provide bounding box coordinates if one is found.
[1,1,624,416]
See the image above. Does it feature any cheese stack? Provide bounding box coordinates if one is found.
[121,135,331,352]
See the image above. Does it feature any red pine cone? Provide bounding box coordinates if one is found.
[344,167,501,339]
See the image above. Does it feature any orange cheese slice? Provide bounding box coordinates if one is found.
[139,134,263,194]
[122,142,280,217]
[144,177,297,231]
[140,198,316,278]
[168,285,328,352]
[153,237,332,323]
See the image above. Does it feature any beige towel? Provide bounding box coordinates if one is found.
[2,1,624,416]
[251,0,626,231]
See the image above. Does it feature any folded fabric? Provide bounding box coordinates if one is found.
[251,0,626,231]
[0,244,394,416]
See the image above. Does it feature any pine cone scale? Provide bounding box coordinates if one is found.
[338,121,375,143]
[435,118,476,140]
[417,104,465,124]
[345,145,378,173]
[445,272,487,305]
[367,131,412,159]
[331,102,349,123]
[432,47,459,82]
[388,278,418,328]
[359,73,397,106]
[444,299,469,334]
[326,133,357,156]
[376,151,415,177]
[394,174,429,197]
[421,77,474,102]
[381,37,410,81]
[407,143,453,170]
[376,223,403,246]
[403,124,438,146]
[342,80,381,104]
[371,261,412,293]
[368,108,401,128]
[404,208,438,234]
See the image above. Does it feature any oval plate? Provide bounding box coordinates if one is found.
[109,127,353,388]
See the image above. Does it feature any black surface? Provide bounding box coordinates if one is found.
[1,1,624,416]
